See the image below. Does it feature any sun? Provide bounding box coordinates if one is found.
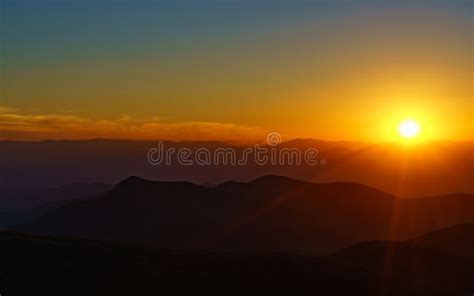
[398,119,421,138]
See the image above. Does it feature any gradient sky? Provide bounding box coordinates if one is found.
[0,0,472,142]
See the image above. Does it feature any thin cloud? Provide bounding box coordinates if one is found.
[0,106,18,113]
[0,111,268,143]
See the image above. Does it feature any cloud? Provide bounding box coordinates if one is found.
[0,106,18,113]
[0,110,268,143]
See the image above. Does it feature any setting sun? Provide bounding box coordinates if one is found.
[399,119,421,139]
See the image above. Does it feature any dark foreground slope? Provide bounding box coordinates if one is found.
[1,232,473,296]
[13,176,474,255]
[0,232,372,296]
[329,240,473,296]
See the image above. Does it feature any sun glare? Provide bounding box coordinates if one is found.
[398,119,421,139]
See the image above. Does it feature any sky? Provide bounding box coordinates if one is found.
[0,0,472,142]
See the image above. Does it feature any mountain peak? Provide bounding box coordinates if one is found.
[111,176,152,192]
[116,176,148,186]
[111,176,201,196]
[250,175,304,186]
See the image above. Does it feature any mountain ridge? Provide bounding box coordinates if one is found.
[2,139,472,197]
[11,175,474,255]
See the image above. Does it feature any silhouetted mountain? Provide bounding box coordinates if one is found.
[414,223,474,261]
[1,139,472,196]
[0,232,472,296]
[13,176,474,255]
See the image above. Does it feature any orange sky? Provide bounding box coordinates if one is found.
[1,1,472,142]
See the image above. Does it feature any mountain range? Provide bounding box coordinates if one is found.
[12,175,474,255]
[1,139,472,197]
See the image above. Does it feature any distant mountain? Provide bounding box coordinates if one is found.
[0,183,111,228]
[13,175,474,255]
[1,139,472,196]
[0,182,111,211]
[310,141,474,197]
[1,231,472,296]
[414,223,474,261]
[0,198,93,229]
